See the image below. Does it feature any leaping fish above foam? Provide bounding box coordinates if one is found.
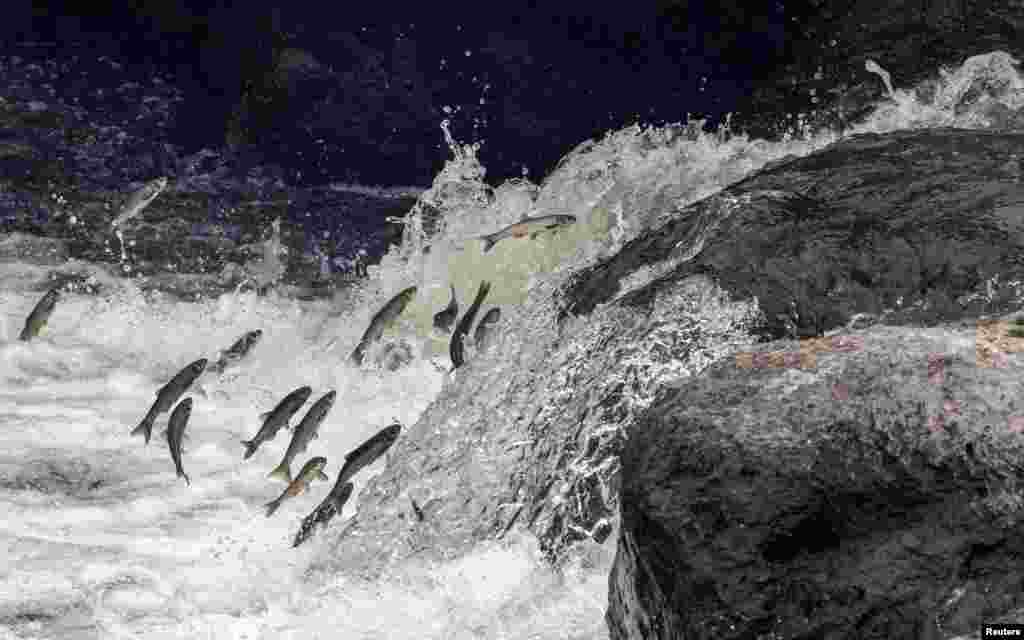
[478,214,576,253]
[111,177,168,228]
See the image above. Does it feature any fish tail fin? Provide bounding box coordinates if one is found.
[179,470,191,486]
[265,498,281,517]
[350,345,365,367]
[241,439,259,460]
[131,413,154,444]
[293,519,312,547]
[480,235,496,253]
[267,462,292,484]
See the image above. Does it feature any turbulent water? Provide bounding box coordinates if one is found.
[1,51,1021,639]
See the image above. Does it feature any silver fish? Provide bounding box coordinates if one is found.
[241,385,312,460]
[267,390,336,483]
[478,214,576,253]
[131,358,207,445]
[111,177,168,227]
[432,284,458,333]
[208,329,263,375]
[450,281,490,369]
[333,422,401,488]
[264,456,329,517]
[19,288,60,341]
[166,397,192,485]
[350,286,417,366]
[292,479,354,548]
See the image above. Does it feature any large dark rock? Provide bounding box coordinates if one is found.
[561,129,1024,340]
[609,320,1024,639]
[580,130,1024,638]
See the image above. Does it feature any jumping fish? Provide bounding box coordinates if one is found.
[478,214,576,253]
[267,390,336,483]
[208,329,263,375]
[334,422,402,488]
[450,281,490,369]
[350,286,417,366]
[264,456,329,517]
[131,358,207,445]
[111,177,168,227]
[166,397,192,485]
[240,385,312,460]
[292,480,354,547]
[19,288,60,341]
[432,284,458,334]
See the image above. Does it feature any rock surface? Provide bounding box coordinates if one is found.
[587,131,1024,636]
[609,321,1024,639]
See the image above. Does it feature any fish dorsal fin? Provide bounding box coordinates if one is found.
[259,411,270,420]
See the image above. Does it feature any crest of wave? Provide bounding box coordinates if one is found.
[842,50,1023,134]
[321,51,1024,361]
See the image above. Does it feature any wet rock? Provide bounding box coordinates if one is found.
[608,321,1024,639]
[561,129,1024,340]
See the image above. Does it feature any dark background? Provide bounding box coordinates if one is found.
[1,1,787,186]
[2,2,1020,188]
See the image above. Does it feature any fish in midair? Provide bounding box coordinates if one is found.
[292,480,354,548]
[166,397,192,486]
[473,307,501,352]
[350,286,417,366]
[131,358,207,445]
[290,423,401,544]
[478,214,577,253]
[208,329,263,375]
[450,281,491,369]
[432,284,458,334]
[111,177,168,227]
[240,385,312,460]
[19,288,60,341]
[267,390,336,483]
[264,456,329,517]
[334,422,402,488]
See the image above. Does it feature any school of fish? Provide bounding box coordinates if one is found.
[11,190,568,545]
